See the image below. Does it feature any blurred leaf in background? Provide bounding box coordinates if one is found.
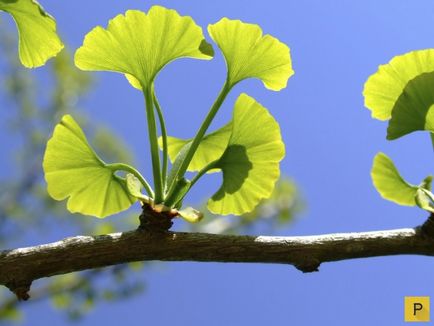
[0,17,147,322]
[194,177,303,234]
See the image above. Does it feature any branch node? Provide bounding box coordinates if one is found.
[294,259,321,273]
[420,213,434,238]
[6,281,32,301]
[138,204,177,233]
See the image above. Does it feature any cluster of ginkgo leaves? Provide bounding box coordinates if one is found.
[364,50,434,213]
[0,1,294,222]
[3,0,430,223]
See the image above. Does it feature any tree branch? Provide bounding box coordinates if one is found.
[2,218,434,300]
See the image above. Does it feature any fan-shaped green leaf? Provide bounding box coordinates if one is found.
[207,93,285,215]
[363,49,434,121]
[160,122,232,173]
[208,18,293,91]
[371,152,418,206]
[75,6,213,90]
[0,0,63,68]
[43,115,136,218]
[386,71,434,139]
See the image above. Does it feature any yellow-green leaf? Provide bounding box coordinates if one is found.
[160,122,232,173]
[0,0,63,68]
[43,115,136,218]
[371,152,418,206]
[420,175,433,191]
[208,18,293,90]
[75,6,213,90]
[126,173,151,203]
[387,71,434,139]
[363,49,434,121]
[178,207,204,223]
[207,93,285,215]
[416,188,434,213]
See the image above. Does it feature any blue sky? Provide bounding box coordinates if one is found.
[1,0,434,325]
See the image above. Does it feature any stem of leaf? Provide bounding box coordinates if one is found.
[107,163,154,198]
[189,160,219,190]
[165,80,232,201]
[153,90,168,191]
[173,159,219,207]
[144,85,163,203]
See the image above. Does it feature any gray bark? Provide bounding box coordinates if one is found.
[1,221,434,300]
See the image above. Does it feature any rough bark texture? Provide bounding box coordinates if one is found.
[2,216,434,300]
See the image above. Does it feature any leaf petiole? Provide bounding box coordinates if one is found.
[107,163,154,198]
[164,177,191,208]
[153,90,168,190]
[171,159,219,207]
[143,85,163,203]
[189,159,219,189]
[164,80,232,203]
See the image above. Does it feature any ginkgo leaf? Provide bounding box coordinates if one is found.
[126,174,151,204]
[415,188,434,213]
[371,152,418,206]
[363,49,434,121]
[207,93,285,215]
[0,0,63,68]
[75,6,213,90]
[416,177,434,213]
[420,175,433,191]
[178,207,204,223]
[422,188,434,202]
[43,115,136,218]
[208,18,293,91]
[160,122,232,173]
[386,71,434,139]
